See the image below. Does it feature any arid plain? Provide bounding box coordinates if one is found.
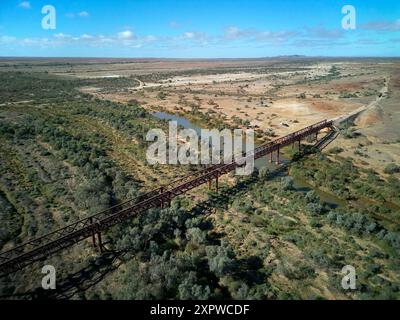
[1,57,399,300]
[62,57,400,174]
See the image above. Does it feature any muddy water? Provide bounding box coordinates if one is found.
[152,111,342,206]
[152,111,202,135]
[152,111,288,168]
[291,177,346,208]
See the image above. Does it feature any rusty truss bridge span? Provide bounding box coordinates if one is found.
[0,119,334,276]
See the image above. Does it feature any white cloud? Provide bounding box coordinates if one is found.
[0,35,17,44]
[18,1,31,9]
[305,26,344,39]
[78,11,89,17]
[66,11,89,18]
[144,35,157,42]
[0,27,297,51]
[224,26,251,40]
[360,19,400,32]
[183,32,195,39]
[179,31,207,42]
[117,30,135,40]
[81,34,93,40]
[1,24,392,53]
[54,33,70,39]
[222,26,298,44]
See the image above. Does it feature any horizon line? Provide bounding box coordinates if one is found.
[0,55,400,60]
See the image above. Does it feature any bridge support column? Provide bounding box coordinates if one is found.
[90,218,96,248]
[208,179,212,190]
[315,131,318,141]
[276,148,280,165]
[160,187,164,209]
[298,139,301,151]
[269,152,273,163]
[167,194,171,207]
[216,176,219,193]
[97,232,103,253]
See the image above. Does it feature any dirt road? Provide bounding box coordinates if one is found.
[334,77,389,125]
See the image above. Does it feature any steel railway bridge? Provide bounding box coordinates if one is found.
[0,119,334,277]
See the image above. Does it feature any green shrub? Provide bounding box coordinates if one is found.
[329,147,344,154]
[384,163,400,174]
[282,176,294,191]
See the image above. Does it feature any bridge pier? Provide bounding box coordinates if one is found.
[207,177,219,192]
[90,218,97,248]
[164,191,172,208]
[167,194,171,207]
[160,187,164,209]
[269,152,273,163]
[97,232,103,253]
[276,148,280,165]
[92,231,97,248]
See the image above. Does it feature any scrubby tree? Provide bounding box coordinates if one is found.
[186,227,207,246]
[206,242,237,277]
[258,167,270,179]
[178,272,211,300]
[305,190,320,204]
[384,163,400,174]
[282,176,294,191]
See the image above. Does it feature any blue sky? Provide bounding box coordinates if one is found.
[0,0,399,57]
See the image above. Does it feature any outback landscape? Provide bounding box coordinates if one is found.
[0,57,399,300]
